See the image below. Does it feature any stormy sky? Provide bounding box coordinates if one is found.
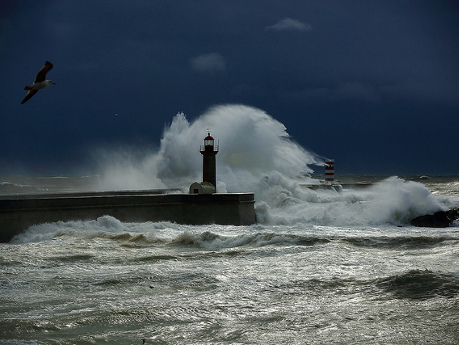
[1,0,458,175]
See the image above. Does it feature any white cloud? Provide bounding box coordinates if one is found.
[190,53,226,73]
[266,18,311,32]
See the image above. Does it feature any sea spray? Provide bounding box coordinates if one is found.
[92,145,167,191]
[363,176,443,224]
[255,176,444,226]
[94,104,322,192]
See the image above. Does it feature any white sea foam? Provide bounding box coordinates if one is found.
[254,175,444,226]
[10,215,181,243]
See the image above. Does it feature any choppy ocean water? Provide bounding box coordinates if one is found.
[1,174,458,344]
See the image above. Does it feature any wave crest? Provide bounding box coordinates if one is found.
[170,231,330,250]
[377,269,459,299]
[256,176,445,226]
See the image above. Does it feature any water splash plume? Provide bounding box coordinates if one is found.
[95,104,322,192]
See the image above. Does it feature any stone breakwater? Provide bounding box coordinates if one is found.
[0,191,256,242]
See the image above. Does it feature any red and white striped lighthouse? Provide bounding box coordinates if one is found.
[324,159,335,182]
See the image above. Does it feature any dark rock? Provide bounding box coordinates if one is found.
[410,208,459,228]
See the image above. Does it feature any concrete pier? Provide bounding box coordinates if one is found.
[0,191,256,242]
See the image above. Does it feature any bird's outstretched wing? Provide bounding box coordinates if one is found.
[21,90,38,104]
[34,61,53,83]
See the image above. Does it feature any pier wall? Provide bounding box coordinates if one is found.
[0,192,256,242]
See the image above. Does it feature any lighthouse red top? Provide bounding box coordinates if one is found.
[204,132,214,141]
[203,132,214,147]
[200,131,219,152]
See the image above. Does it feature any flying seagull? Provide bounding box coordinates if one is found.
[21,61,55,104]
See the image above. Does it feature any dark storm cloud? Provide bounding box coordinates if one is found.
[1,0,458,175]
